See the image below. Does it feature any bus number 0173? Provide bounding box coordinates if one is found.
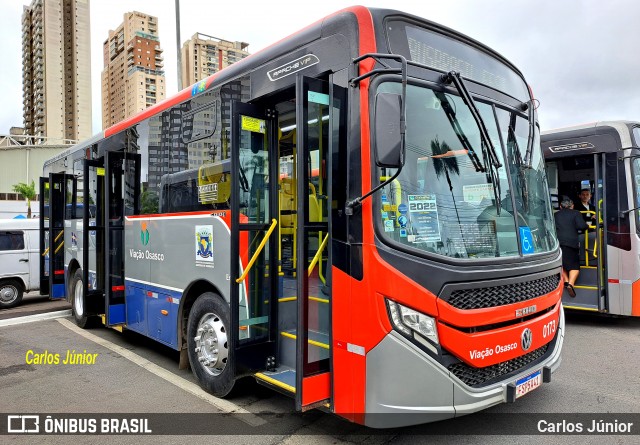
[542,320,557,338]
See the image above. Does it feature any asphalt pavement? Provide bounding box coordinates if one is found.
[0,306,639,444]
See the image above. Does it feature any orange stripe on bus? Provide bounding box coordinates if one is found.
[632,279,640,316]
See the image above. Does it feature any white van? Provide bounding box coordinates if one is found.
[0,219,40,308]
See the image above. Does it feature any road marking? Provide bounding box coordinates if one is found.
[57,318,266,427]
[0,310,72,328]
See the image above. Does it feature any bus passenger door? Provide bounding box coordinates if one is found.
[571,153,607,311]
[295,76,332,410]
[104,150,141,326]
[83,159,106,315]
[38,176,49,295]
[230,101,279,375]
[48,172,67,299]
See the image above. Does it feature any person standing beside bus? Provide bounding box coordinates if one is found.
[577,188,596,227]
[554,197,588,297]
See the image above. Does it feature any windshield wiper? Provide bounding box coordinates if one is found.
[442,71,502,214]
[508,117,530,214]
[523,100,535,168]
[434,92,485,173]
[443,71,503,169]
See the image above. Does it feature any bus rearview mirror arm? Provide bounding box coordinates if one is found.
[346,53,407,215]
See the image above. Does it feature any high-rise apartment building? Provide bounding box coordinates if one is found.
[21,0,92,144]
[181,33,249,86]
[101,11,165,129]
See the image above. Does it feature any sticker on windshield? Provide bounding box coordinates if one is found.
[384,220,395,232]
[407,194,441,243]
[463,183,493,203]
[241,115,266,134]
[519,226,535,255]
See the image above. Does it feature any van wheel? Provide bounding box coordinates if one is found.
[71,269,94,328]
[187,292,235,397]
[0,279,23,309]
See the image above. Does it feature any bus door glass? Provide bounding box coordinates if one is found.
[104,150,141,326]
[48,172,67,299]
[558,153,606,311]
[594,152,607,311]
[83,159,106,313]
[39,176,50,295]
[230,101,279,373]
[295,76,332,409]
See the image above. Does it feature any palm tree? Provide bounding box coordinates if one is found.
[430,138,464,254]
[12,180,37,218]
[431,138,460,190]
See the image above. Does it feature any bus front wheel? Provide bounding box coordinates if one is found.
[187,292,235,397]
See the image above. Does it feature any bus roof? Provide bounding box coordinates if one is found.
[541,120,639,159]
[103,5,375,138]
[45,5,528,170]
[44,6,375,172]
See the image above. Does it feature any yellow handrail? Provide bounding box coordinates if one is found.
[236,219,278,283]
[308,232,329,276]
[43,230,64,257]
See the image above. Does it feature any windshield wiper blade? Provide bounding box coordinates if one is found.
[442,71,502,214]
[523,100,535,168]
[443,71,503,169]
[508,120,530,214]
[434,92,485,173]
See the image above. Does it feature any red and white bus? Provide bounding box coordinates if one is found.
[543,121,640,316]
[41,6,563,427]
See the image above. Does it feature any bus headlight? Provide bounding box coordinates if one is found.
[386,300,439,347]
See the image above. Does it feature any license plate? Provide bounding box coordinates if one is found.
[515,370,541,399]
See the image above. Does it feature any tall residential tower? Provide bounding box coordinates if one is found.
[101,11,166,129]
[181,33,249,85]
[21,0,92,144]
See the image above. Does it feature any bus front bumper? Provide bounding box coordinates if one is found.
[364,306,565,428]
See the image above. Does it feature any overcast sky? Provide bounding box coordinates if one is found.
[0,0,638,138]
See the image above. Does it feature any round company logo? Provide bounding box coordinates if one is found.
[521,328,533,351]
[140,222,150,246]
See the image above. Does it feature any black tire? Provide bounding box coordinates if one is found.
[70,269,94,328]
[0,279,24,309]
[187,292,235,397]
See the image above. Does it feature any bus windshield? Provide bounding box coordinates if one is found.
[376,82,557,259]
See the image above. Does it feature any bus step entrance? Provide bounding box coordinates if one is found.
[255,367,296,395]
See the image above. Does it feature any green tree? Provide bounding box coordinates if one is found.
[141,187,159,214]
[12,180,37,218]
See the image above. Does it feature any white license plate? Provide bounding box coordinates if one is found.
[515,370,541,399]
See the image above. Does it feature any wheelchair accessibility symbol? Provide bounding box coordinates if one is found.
[519,226,535,255]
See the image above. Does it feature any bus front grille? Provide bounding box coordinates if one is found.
[447,274,561,310]
[447,344,549,388]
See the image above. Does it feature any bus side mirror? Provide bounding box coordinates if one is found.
[374,93,403,168]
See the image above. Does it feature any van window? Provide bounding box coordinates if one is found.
[0,231,25,251]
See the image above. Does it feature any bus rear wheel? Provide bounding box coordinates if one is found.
[0,279,23,309]
[187,292,235,397]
